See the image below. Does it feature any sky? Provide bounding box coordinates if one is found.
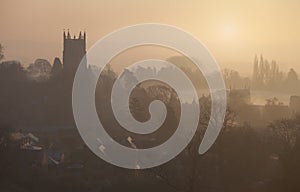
[1,0,300,75]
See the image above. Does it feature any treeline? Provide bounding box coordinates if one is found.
[252,55,300,93]
[0,57,78,128]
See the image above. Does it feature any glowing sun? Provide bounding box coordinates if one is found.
[220,23,237,41]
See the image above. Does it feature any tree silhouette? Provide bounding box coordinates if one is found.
[26,58,52,81]
[0,44,4,61]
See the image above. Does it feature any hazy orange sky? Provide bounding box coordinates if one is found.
[1,0,300,75]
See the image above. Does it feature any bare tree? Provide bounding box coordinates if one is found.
[268,116,300,191]
[269,118,297,152]
[0,44,4,61]
[151,96,236,192]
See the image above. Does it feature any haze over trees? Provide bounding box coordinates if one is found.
[1,42,300,191]
[252,55,300,93]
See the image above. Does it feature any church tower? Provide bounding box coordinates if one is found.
[63,30,86,76]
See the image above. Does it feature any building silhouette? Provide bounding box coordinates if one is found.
[62,30,86,77]
[51,57,63,77]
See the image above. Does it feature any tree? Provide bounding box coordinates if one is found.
[0,60,26,82]
[269,116,300,191]
[0,44,4,61]
[269,118,297,158]
[151,97,237,192]
[223,68,249,89]
[0,124,12,148]
[26,58,52,81]
[285,68,299,92]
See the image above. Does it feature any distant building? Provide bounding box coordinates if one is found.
[227,88,293,127]
[290,95,300,114]
[51,57,63,76]
[10,132,44,168]
[264,104,290,122]
[62,30,87,77]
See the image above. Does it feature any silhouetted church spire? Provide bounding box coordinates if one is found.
[67,29,71,39]
[62,30,87,77]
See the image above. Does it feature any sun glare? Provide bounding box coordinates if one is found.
[220,23,237,41]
